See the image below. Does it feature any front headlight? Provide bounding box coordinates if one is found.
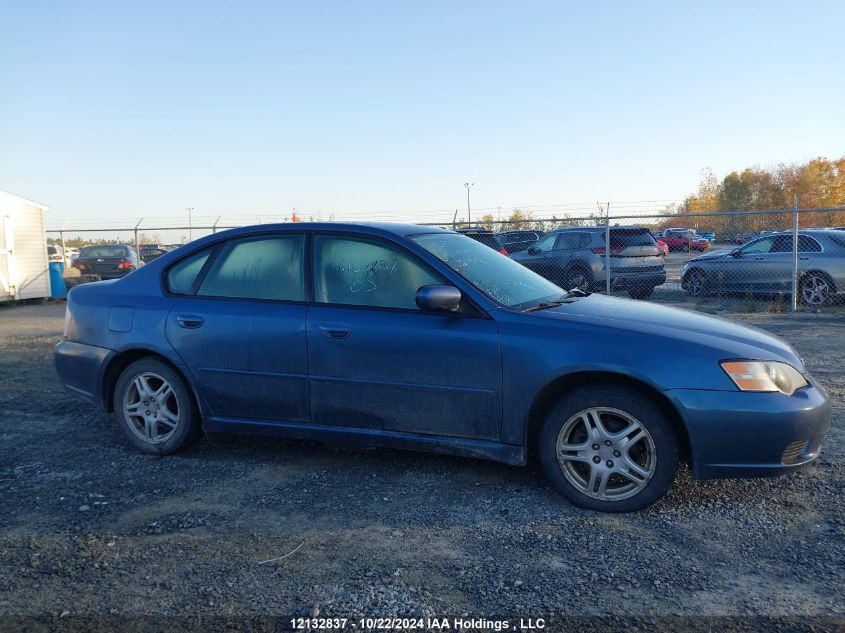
[721,361,808,395]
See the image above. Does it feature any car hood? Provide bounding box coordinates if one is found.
[523,293,802,368]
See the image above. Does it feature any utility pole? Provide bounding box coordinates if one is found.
[464,182,474,225]
[186,208,194,242]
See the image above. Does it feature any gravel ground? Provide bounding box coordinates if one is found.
[0,301,843,632]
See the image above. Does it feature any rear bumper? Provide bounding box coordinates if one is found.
[666,384,831,479]
[605,272,667,289]
[53,340,114,408]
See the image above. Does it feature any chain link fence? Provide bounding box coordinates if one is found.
[47,205,845,311]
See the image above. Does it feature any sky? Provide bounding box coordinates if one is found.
[2,0,844,231]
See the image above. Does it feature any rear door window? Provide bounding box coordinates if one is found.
[197,235,305,301]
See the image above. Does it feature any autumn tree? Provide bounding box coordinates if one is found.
[507,208,533,230]
[479,213,496,231]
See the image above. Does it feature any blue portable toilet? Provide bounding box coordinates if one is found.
[49,261,67,299]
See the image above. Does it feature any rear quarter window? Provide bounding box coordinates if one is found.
[167,249,211,294]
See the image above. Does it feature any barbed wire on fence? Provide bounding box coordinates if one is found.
[47,205,845,313]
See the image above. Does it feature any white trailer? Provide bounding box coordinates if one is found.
[0,191,51,302]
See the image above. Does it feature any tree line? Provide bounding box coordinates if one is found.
[475,156,845,237]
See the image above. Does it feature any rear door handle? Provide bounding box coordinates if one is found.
[318,323,351,339]
[176,314,204,329]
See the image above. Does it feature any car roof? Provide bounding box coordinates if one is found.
[552,225,643,233]
[209,222,452,241]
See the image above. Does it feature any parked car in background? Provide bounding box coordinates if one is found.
[72,244,142,279]
[510,226,666,299]
[734,230,776,244]
[455,227,509,255]
[656,239,669,256]
[497,229,544,254]
[697,231,716,243]
[47,245,64,263]
[140,244,173,263]
[54,222,830,512]
[65,247,80,263]
[659,229,710,252]
[681,229,845,305]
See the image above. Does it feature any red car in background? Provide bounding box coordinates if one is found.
[654,229,709,252]
[656,239,669,256]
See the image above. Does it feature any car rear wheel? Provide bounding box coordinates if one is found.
[539,385,679,512]
[114,358,199,455]
[799,272,834,306]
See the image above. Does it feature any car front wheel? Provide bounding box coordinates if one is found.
[113,358,199,455]
[683,269,707,297]
[539,385,679,512]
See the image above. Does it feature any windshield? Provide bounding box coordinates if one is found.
[607,228,656,248]
[412,232,564,309]
[79,245,130,258]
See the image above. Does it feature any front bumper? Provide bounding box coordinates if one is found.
[666,384,831,479]
[54,340,114,408]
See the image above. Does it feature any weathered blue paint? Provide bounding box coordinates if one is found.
[53,222,830,477]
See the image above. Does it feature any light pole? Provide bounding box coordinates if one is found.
[464,182,474,225]
[186,208,194,242]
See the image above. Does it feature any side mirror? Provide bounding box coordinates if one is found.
[527,246,539,255]
[416,285,462,312]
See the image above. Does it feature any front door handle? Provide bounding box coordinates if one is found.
[176,314,204,329]
[318,323,351,339]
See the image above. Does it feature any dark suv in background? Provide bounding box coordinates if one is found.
[497,230,544,253]
[455,227,509,255]
[510,226,666,299]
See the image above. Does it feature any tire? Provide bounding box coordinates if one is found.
[799,271,835,306]
[681,243,689,253]
[538,385,679,512]
[628,286,654,300]
[113,358,200,455]
[564,266,592,293]
[683,269,708,298]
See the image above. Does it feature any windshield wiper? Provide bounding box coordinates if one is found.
[521,290,587,312]
[522,301,564,312]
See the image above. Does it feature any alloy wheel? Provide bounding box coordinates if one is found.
[800,274,830,306]
[122,372,181,444]
[567,271,589,292]
[686,271,705,297]
[556,407,657,501]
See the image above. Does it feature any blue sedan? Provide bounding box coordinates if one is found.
[54,223,830,512]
